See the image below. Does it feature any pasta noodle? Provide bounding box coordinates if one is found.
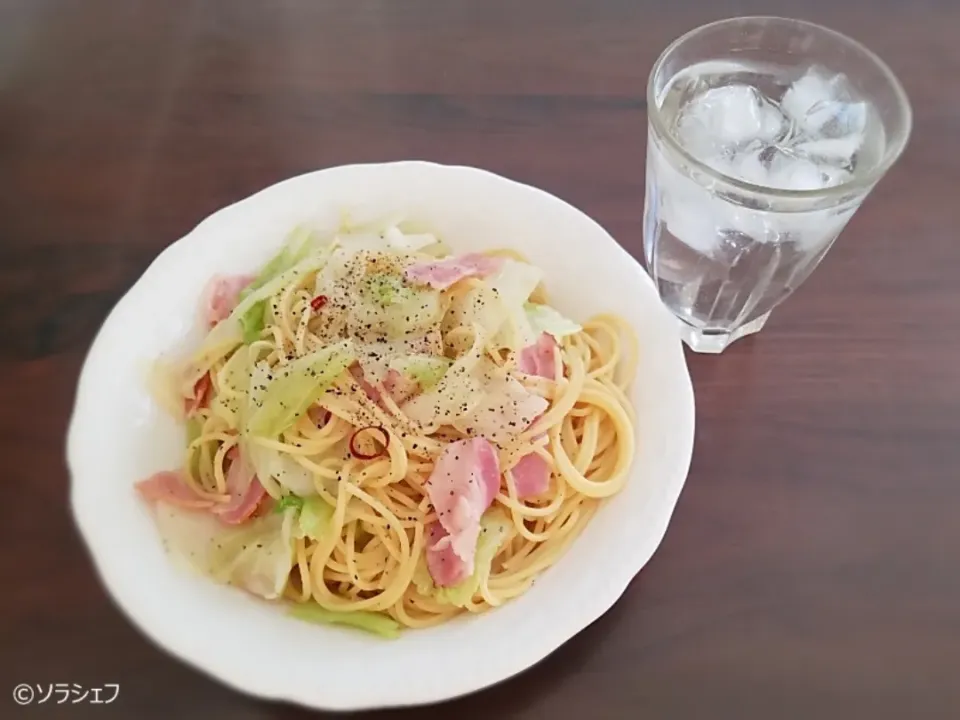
[141,230,638,633]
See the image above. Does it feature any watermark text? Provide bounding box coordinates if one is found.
[13,683,119,706]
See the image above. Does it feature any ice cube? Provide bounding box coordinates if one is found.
[662,191,725,257]
[822,99,867,139]
[767,149,830,191]
[819,164,852,188]
[793,136,863,162]
[782,69,867,168]
[677,84,786,158]
[782,69,844,132]
[656,150,774,256]
[730,144,771,186]
[782,76,828,134]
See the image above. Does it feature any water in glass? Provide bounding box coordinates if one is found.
[645,60,885,350]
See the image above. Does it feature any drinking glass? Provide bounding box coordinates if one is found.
[643,17,912,353]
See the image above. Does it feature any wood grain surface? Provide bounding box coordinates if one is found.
[2,1,958,718]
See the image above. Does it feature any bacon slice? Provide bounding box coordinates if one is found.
[509,333,558,497]
[136,470,214,511]
[137,449,264,525]
[404,253,503,290]
[349,363,381,403]
[213,449,266,525]
[424,522,472,588]
[203,274,254,327]
[382,368,420,405]
[425,437,500,583]
[517,332,557,380]
[351,364,421,408]
[510,450,551,498]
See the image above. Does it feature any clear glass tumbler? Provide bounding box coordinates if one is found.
[643,17,912,353]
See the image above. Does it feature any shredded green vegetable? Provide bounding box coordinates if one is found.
[246,340,356,437]
[239,300,267,344]
[289,604,402,639]
[274,494,304,513]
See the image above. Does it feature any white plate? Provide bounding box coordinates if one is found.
[67,162,694,711]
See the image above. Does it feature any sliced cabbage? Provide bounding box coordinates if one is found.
[248,443,316,496]
[245,361,271,419]
[274,494,332,540]
[400,329,487,428]
[413,236,452,258]
[239,300,267,344]
[313,249,444,342]
[360,272,413,307]
[239,226,318,301]
[442,259,541,354]
[488,259,542,351]
[337,225,438,255]
[289,603,401,639]
[389,354,451,390]
[208,346,254,429]
[275,494,304,513]
[452,367,549,444]
[442,284,504,349]
[232,248,330,327]
[246,340,356,438]
[297,496,334,540]
[415,509,511,608]
[182,240,334,389]
[179,320,244,395]
[243,342,353,496]
[154,503,296,599]
[349,273,443,340]
[209,394,242,429]
[309,248,359,343]
[384,225,438,253]
[524,302,581,339]
[240,362,281,497]
[354,333,446,388]
[335,210,446,255]
[220,345,254,392]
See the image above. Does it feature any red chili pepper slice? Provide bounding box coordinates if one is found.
[349,426,389,460]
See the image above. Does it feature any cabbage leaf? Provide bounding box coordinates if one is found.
[239,226,318,301]
[288,604,401,639]
[248,444,316,496]
[154,503,297,600]
[400,328,486,428]
[275,494,334,539]
[297,496,334,540]
[182,236,333,389]
[524,302,581,339]
[246,340,356,438]
[388,354,452,390]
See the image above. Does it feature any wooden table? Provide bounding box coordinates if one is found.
[3,1,958,718]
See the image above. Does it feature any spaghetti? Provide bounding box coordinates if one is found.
[139,225,638,634]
